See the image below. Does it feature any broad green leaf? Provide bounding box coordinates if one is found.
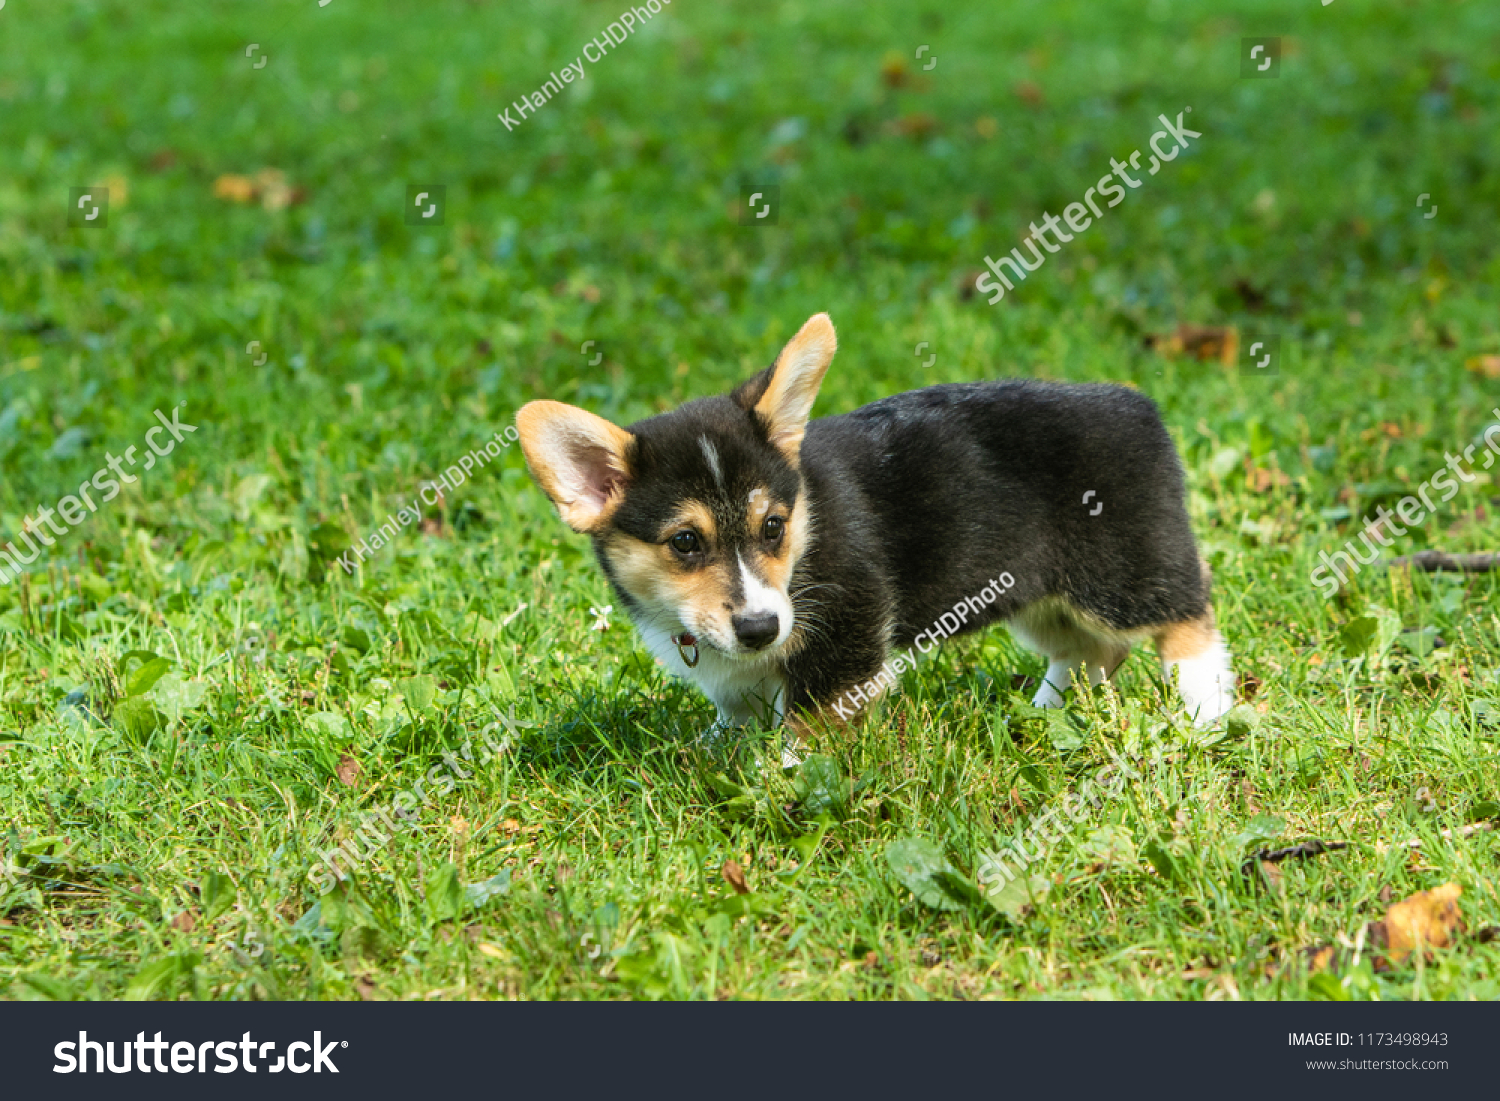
[426,861,463,922]
[125,656,174,697]
[116,649,160,676]
[1143,838,1184,882]
[1081,825,1137,867]
[1229,814,1285,855]
[200,871,235,923]
[113,696,165,742]
[148,673,208,723]
[124,957,179,1001]
[1395,627,1439,659]
[792,754,848,817]
[884,837,968,912]
[305,710,351,741]
[983,872,1051,920]
[464,870,512,909]
[1043,708,1088,754]
[1338,616,1379,658]
[399,674,437,713]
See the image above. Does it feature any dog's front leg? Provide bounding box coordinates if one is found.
[698,677,800,767]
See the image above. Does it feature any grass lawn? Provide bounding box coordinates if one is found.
[2,0,1499,1000]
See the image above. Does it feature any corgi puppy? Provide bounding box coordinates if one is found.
[517,313,1235,748]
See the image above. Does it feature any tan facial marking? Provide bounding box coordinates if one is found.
[754,492,806,595]
[747,488,772,529]
[666,501,717,546]
[601,501,739,641]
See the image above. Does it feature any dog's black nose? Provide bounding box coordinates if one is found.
[732,612,780,650]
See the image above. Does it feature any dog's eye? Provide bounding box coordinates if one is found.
[763,516,785,542]
[670,531,701,555]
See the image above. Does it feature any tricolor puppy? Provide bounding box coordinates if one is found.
[517,313,1234,748]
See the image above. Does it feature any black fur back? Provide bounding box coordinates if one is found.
[784,381,1204,703]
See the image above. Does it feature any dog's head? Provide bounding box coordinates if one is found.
[517,313,836,663]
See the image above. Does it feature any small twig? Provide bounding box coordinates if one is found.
[1254,839,1348,864]
[1385,550,1500,573]
[1240,838,1348,877]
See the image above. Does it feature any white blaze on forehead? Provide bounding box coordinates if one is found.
[736,553,793,648]
[699,435,724,490]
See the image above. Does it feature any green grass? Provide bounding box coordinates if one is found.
[2,0,1499,1000]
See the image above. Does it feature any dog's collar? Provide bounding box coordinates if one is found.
[671,632,700,667]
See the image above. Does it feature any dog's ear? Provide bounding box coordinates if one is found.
[515,401,634,533]
[744,312,837,464]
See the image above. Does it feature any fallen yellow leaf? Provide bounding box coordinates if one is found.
[721,858,749,895]
[214,174,256,203]
[1372,882,1464,965]
[103,173,129,208]
[1465,355,1500,380]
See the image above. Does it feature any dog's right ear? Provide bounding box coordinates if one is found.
[515,401,634,533]
[733,312,837,465]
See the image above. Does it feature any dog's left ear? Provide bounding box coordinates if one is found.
[739,312,837,464]
[515,400,634,534]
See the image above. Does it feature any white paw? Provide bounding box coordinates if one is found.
[1170,637,1236,727]
[1032,663,1071,708]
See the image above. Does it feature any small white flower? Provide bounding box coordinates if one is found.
[589,604,612,632]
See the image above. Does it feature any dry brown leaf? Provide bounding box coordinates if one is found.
[879,53,909,88]
[102,174,129,208]
[336,754,362,787]
[170,910,196,933]
[1466,354,1500,380]
[721,858,749,895]
[212,169,305,210]
[1249,467,1292,492]
[888,112,939,140]
[1144,324,1239,365]
[254,168,297,212]
[1257,860,1284,890]
[214,174,256,203]
[1302,945,1341,973]
[1014,80,1045,106]
[1369,882,1465,966]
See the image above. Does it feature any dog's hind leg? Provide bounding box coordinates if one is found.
[1154,612,1235,726]
[1009,600,1132,709]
